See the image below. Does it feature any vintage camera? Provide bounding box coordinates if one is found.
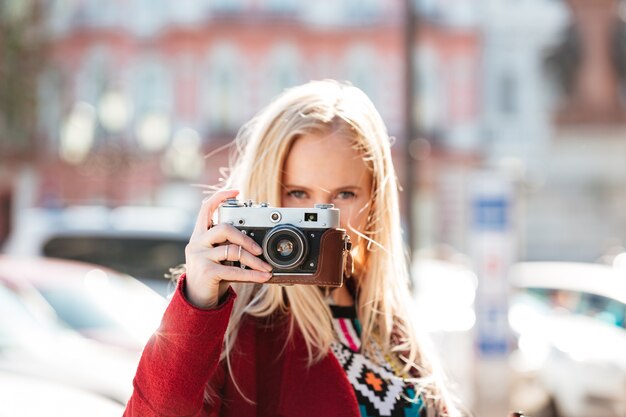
[217,198,351,287]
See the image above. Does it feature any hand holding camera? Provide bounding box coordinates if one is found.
[218,197,351,287]
[184,190,351,309]
[184,190,274,309]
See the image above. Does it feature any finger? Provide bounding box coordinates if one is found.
[193,189,239,236]
[240,250,274,273]
[204,223,263,256]
[213,263,272,283]
[207,244,273,272]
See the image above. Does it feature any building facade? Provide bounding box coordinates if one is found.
[1,0,483,251]
[481,0,626,262]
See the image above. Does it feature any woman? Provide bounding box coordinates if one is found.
[124,80,461,417]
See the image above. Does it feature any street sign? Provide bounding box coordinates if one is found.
[469,172,516,357]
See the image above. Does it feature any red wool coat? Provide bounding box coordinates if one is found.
[124,275,361,417]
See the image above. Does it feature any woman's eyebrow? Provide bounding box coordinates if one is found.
[283,184,314,191]
[284,184,363,192]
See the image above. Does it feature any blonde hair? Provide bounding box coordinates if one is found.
[203,80,460,416]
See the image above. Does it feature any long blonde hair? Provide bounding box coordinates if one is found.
[207,80,459,416]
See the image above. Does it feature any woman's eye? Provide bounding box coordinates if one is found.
[287,190,308,199]
[336,191,356,200]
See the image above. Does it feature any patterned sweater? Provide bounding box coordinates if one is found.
[330,304,426,417]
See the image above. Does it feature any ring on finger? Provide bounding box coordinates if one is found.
[224,245,230,261]
[237,245,242,262]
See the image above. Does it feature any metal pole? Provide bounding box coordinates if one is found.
[403,0,417,261]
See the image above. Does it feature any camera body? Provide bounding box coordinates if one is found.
[217,198,350,287]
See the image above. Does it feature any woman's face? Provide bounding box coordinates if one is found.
[281,132,373,247]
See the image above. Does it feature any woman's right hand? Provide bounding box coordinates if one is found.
[184,189,273,309]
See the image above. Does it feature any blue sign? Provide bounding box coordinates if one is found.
[473,198,508,231]
[476,306,510,356]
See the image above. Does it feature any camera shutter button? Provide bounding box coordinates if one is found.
[224,198,242,207]
[314,203,334,209]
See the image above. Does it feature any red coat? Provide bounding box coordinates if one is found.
[124,275,361,417]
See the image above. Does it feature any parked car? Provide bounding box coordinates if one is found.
[0,371,124,417]
[411,258,478,409]
[0,278,138,404]
[508,261,626,417]
[2,205,193,295]
[0,255,166,351]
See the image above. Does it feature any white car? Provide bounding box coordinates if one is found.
[411,258,478,409]
[0,371,124,417]
[508,262,626,417]
[0,278,140,404]
[0,255,167,351]
[2,205,193,295]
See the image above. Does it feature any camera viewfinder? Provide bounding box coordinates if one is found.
[304,213,318,222]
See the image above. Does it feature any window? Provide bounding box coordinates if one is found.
[75,46,110,105]
[344,0,381,21]
[343,44,378,104]
[132,55,173,116]
[42,236,188,281]
[263,0,299,14]
[261,44,301,103]
[200,43,246,135]
[37,68,63,152]
[578,293,626,328]
[499,73,518,115]
[132,0,166,36]
[415,45,442,133]
[210,0,244,13]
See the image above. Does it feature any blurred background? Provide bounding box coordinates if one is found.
[2,0,626,416]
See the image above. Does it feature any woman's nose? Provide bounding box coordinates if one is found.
[312,193,333,205]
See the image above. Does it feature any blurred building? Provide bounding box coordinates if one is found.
[1,0,483,249]
[6,0,626,263]
[480,0,570,264]
[481,0,568,170]
[412,0,483,254]
[481,0,626,262]
[538,0,626,262]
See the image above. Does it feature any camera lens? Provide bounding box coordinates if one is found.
[275,239,294,257]
[262,225,307,270]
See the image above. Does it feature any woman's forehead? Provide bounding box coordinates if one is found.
[282,133,371,189]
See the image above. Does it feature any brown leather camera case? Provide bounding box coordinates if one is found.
[266,228,349,287]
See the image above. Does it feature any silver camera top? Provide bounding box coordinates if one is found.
[218,199,340,229]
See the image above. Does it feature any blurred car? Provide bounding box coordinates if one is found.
[508,261,626,417]
[0,278,138,404]
[2,205,193,295]
[411,258,478,409]
[0,255,166,351]
[0,371,124,417]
